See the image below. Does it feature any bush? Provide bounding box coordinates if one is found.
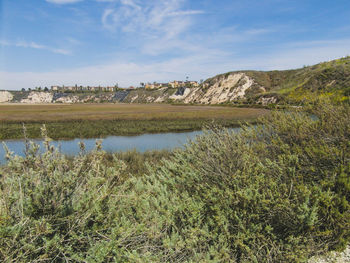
[0,105,349,262]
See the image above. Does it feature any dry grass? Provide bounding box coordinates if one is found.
[0,103,269,122]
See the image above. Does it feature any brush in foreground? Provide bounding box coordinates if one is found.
[0,104,349,262]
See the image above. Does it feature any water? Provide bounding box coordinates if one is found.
[0,128,241,164]
[0,112,317,165]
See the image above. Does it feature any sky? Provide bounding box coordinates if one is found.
[1,0,350,90]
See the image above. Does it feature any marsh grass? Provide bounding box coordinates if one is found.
[0,104,268,139]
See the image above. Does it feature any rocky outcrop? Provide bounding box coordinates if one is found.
[114,90,131,102]
[170,87,191,100]
[182,73,255,104]
[0,79,276,105]
[0,91,13,103]
[55,95,80,103]
[257,96,277,105]
[52,93,79,103]
[120,88,177,103]
[21,92,53,103]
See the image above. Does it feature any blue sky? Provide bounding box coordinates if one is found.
[1,0,350,90]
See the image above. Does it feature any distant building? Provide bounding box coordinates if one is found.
[187,81,199,87]
[50,85,118,92]
[145,83,168,89]
[168,80,199,88]
[144,80,199,90]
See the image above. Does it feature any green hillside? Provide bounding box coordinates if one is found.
[215,56,350,104]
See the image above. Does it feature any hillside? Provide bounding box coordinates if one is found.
[1,56,350,105]
[246,56,350,104]
[182,56,350,105]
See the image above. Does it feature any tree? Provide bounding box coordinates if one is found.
[44,87,49,92]
[21,88,25,92]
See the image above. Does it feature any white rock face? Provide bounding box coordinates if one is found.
[258,96,277,105]
[170,88,191,100]
[183,73,255,104]
[146,96,154,102]
[183,87,201,103]
[21,92,53,104]
[130,95,138,103]
[55,96,79,103]
[154,96,166,103]
[0,91,13,103]
[229,75,254,100]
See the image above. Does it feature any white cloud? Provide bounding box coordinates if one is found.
[102,1,202,34]
[0,40,71,55]
[100,0,206,57]
[0,40,10,46]
[255,39,350,70]
[101,9,114,30]
[0,52,231,90]
[46,0,83,4]
[120,0,141,10]
[1,38,350,90]
[167,10,205,16]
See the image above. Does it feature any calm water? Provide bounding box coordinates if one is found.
[1,128,241,164]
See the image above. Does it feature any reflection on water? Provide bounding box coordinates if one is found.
[1,128,241,164]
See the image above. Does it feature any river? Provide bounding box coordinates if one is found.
[1,128,241,164]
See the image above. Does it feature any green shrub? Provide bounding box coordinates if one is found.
[0,104,349,262]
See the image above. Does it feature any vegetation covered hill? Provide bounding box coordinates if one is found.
[208,56,350,104]
[1,57,350,105]
[1,104,349,262]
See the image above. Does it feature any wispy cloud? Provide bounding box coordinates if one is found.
[46,0,83,4]
[167,10,205,16]
[101,9,114,30]
[120,0,141,10]
[101,1,202,34]
[101,0,205,56]
[98,0,272,59]
[0,40,71,55]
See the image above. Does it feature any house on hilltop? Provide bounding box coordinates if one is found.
[145,80,199,90]
[145,83,168,89]
[169,80,199,88]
